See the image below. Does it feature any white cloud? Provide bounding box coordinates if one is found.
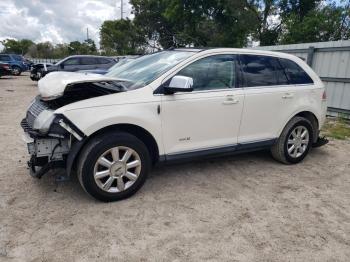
[0,0,133,48]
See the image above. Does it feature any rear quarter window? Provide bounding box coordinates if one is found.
[279,58,314,85]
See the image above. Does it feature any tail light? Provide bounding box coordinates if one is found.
[322,90,327,100]
[1,65,10,70]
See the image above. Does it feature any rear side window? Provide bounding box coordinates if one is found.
[0,55,11,61]
[97,58,111,64]
[239,55,289,87]
[80,57,97,65]
[279,58,314,84]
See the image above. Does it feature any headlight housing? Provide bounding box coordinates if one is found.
[33,110,55,133]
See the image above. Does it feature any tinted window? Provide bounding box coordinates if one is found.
[106,51,196,87]
[177,55,236,90]
[97,58,110,64]
[279,58,314,84]
[0,55,11,61]
[63,58,80,65]
[80,57,97,65]
[240,55,289,87]
[13,55,23,61]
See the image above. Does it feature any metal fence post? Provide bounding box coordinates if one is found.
[307,46,315,67]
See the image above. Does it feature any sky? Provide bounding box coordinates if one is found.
[0,0,133,50]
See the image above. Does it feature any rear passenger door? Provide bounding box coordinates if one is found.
[238,54,296,143]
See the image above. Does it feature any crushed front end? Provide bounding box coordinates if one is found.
[21,96,83,179]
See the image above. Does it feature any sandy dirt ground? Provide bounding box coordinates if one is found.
[0,73,350,262]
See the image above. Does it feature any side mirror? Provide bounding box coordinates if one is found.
[60,63,64,69]
[164,75,193,94]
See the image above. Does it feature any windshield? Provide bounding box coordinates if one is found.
[105,51,197,89]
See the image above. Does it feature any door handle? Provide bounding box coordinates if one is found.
[223,96,239,105]
[282,93,294,99]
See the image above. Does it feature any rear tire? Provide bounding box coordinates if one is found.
[77,132,151,202]
[271,116,313,164]
[12,66,22,76]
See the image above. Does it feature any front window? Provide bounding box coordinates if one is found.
[106,51,197,90]
[64,58,80,65]
[177,55,237,90]
[13,55,23,61]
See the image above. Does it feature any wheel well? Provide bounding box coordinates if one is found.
[294,111,319,142]
[88,124,160,164]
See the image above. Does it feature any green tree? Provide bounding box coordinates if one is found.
[1,39,35,54]
[131,0,257,49]
[68,39,97,55]
[100,19,146,55]
[246,0,282,46]
[280,1,350,44]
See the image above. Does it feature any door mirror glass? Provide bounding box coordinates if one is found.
[164,75,193,94]
[60,63,64,69]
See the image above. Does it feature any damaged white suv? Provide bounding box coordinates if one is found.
[21,48,328,201]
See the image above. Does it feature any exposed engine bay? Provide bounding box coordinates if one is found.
[43,81,127,109]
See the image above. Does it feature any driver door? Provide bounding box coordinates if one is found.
[160,54,245,156]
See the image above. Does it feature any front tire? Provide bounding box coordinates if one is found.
[77,132,151,202]
[271,116,313,164]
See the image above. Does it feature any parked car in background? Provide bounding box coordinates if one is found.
[30,63,53,81]
[0,54,29,75]
[21,48,328,202]
[78,56,140,75]
[41,55,117,77]
[0,62,12,78]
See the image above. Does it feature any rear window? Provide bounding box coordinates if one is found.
[239,55,289,87]
[279,58,314,85]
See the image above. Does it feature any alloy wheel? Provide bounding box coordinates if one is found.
[287,126,310,158]
[93,146,141,193]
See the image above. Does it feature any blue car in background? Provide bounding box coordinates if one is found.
[0,54,29,75]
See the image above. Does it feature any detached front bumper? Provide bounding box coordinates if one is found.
[21,97,86,179]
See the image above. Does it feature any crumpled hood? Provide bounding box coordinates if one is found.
[38,71,117,100]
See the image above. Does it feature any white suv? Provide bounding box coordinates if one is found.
[21,48,327,201]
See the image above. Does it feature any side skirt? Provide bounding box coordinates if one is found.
[159,139,277,164]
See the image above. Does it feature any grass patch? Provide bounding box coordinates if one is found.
[322,118,350,140]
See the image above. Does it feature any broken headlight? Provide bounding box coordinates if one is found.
[33,110,55,134]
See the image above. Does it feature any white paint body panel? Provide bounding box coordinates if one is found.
[161,89,244,154]
[47,48,326,158]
